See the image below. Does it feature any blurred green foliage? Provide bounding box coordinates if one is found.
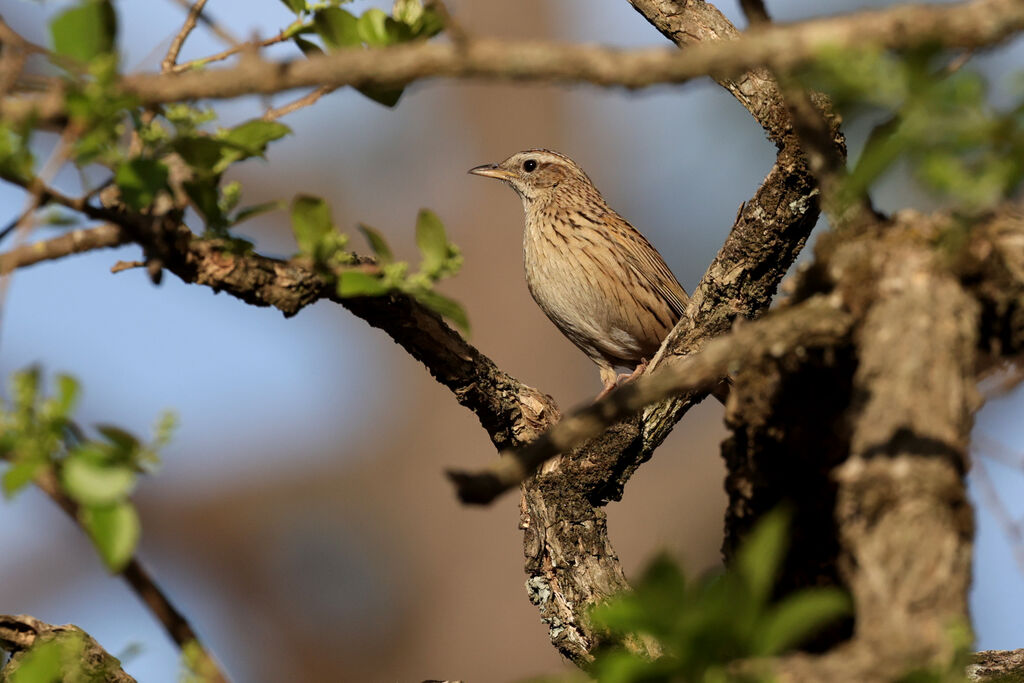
[0,368,176,571]
[5,630,90,683]
[797,47,1024,212]
[580,509,850,683]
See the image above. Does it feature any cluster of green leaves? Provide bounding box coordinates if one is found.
[798,47,1024,212]
[43,0,289,236]
[286,0,445,106]
[50,1,133,168]
[0,368,175,571]
[290,197,469,331]
[585,510,850,683]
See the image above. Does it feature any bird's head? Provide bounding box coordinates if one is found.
[468,149,595,205]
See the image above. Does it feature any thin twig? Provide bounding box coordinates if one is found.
[171,20,300,73]
[971,456,1024,577]
[32,470,229,682]
[111,259,146,273]
[163,0,211,72]
[170,0,239,48]
[0,127,79,346]
[262,85,335,121]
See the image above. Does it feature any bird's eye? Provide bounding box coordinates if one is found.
[523,159,537,173]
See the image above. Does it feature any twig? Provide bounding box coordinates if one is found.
[32,470,229,682]
[111,259,146,273]
[171,19,300,73]
[170,0,239,48]
[448,297,852,504]
[163,0,211,72]
[0,126,79,347]
[0,224,130,274]
[262,85,335,121]
[970,449,1024,578]
[739,0,771,26]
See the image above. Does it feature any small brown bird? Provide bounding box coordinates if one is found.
[469,149,688,400]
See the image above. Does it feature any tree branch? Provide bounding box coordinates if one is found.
[0,614,137,683]
[0,224,129,274]
[5,0,1022,125]
[450,297,853,504]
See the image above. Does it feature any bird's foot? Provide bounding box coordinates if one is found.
[616,359,648,386]
[594,360,648,403]
[594,381,617,402]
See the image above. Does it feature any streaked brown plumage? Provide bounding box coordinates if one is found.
[469,149,688,399]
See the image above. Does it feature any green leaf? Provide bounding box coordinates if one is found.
[184,180,227,230]
[293,35,324,57]
[736,507,790,605]
[753,588,850,655]
[358,9,411,46]
[50,0,117,62]
[7,632,89,683]
[220,120,291,157]
[173,136,229,176]
[61,453,136,506]
[280,0,306,13]
[12,366,41,413]
[313,8,360,49]
[358,8,391,46]
[411,8,445,38]
[337,270,390,297]
[356,84,405,108]
[53,374,81,418]
[416,208,449,276]
[291,195,334,255]
[415,289,470,333]
[81,501,140,572]
[114,158,169,210]
[392,0,424,25]
[0,123,36,183]
[357,223,394,263]
[231,200,286,226]
[2,460,42,498]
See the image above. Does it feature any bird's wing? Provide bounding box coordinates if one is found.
[613,216,689,319]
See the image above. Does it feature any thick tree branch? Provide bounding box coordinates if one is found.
[0,614,136,683]
[450,297,853,504]
[4,0,1022,125]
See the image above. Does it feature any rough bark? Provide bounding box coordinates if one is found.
[719,207,1024,681]
[0,614,136,683]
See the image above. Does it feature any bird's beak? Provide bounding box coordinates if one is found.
[468,163,514,180]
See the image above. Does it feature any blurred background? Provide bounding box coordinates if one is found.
[1,0,1022,680]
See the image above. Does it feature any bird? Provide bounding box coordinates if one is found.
[468,149,689,401]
